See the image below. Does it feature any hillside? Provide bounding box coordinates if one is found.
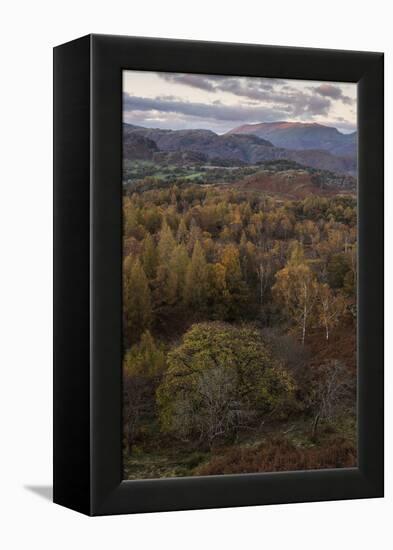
[227,118,357,157]
[236,168,355,199]
[123,133,159,160]
[227,121,357,159]
[123,123,357,175]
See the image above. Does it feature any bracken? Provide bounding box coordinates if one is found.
[195,437,356,475]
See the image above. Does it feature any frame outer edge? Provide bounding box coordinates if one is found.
[53,35,92,516]
[84,35,384,515]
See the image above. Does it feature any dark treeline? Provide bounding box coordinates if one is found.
[122,182,357,478]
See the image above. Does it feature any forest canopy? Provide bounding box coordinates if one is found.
[122,180,357,478]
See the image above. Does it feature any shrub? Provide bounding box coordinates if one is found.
[195,436,356,475]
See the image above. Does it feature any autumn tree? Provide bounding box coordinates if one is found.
[220,244,249,318]
[176,218,188,244]
[326,253,351,289]
[272,245,319,345]
[295,219,319,248]
[255,249,275,308]
[156,243,190,306]
[306,360,355,438]
[318,284,347,341]
[124,330,166,377]
[141,233,158,279]
[343,243,357,297]
[187,218,202,253]
[123,331,166,453]
[142,206,162,234]
[123,257,152,347]
[184,240,209,310]
[157,219,176,265]
[123,200,140,238]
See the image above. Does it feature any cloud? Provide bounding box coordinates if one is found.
[214,76,275,97]
[314,84,354,105]
[159,73,277,95]
[156,73,332,116]
[123,83,331,126]
[302,95,331,116]
[123,92,292,123]
[160,73,216,92]
[159,73,291,99]
[123,72,356,133]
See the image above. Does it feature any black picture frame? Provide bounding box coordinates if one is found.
[53,34,384,516]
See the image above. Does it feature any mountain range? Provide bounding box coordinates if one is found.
[226,121,357,158]
[123,122,357,175]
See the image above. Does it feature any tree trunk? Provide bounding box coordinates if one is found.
[259,265,264,306]
[302,303,307,346]
[312,413,320,439]
[302,282,308,346]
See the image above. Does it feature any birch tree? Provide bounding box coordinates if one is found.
[318,284,347,341]
[272,262,319,345]
[308,360,354,438]
[255,252,273,308]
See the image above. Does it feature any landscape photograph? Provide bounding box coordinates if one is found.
[122,70,358,480]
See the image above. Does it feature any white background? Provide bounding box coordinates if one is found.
[0,1,391,548]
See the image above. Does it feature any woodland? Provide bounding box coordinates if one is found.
[122,161,357,479]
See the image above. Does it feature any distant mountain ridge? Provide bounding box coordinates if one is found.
[123,133,159,160]
[226,121,357,158]
[123,123,357,175]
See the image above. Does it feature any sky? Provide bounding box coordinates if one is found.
[123,70,357,135]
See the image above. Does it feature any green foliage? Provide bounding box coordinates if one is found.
[124,331,166,378]
[123,331,166,452]
[327,254,350,289]
[343,268,356,297]
[157,322,295,446]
